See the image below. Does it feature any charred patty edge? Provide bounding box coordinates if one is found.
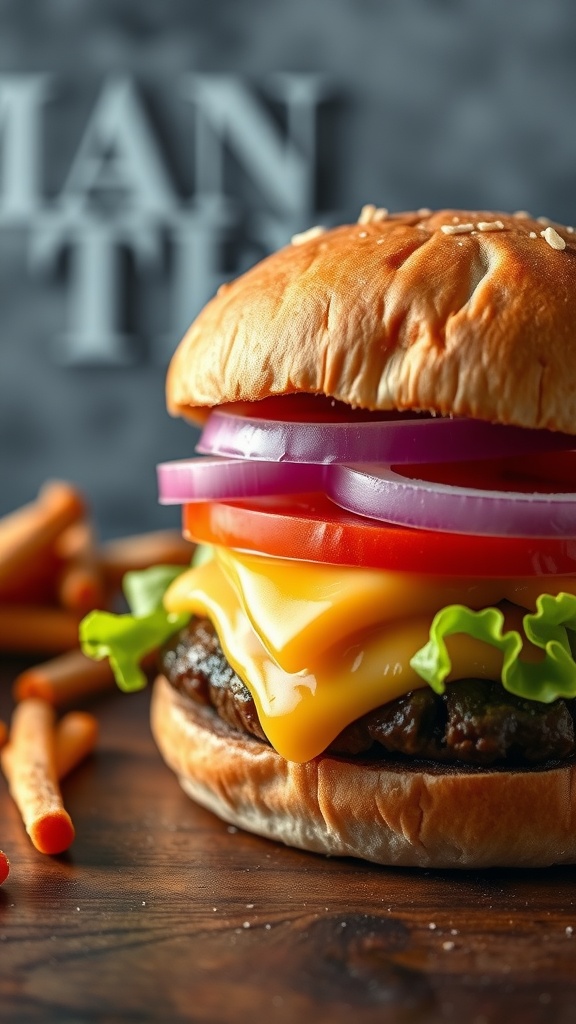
[159,618,576,767]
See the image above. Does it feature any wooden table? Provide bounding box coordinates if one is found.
[1,659,576,1024]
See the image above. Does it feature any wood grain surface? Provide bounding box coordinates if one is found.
[1,657,576,1024]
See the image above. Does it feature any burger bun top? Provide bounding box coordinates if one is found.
[166,209,576,435]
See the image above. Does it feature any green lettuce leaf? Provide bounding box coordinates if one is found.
[79,563,191,692]
[123,564,187,617]
[410,592,576,703]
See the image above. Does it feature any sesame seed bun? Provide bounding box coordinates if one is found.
[167,209,576,434]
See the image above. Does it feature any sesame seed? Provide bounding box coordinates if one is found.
[291,225,325,245]
[428,922,437,930]
[418,207,432,216]
[358,204,388,224]
[442,941,455,951]
[513,210,531,218]
[358,204,376,224]
[541,226,566,250]
[567,226,575,234]
[476,220,505,232]
[529,231,538,238]
[440,223,474,235]
[537,216,552,225]
[566,926,574,936]
[358,231,367,238]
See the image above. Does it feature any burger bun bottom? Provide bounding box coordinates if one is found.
[151,674,576,869]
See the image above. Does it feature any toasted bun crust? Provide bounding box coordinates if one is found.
[167,210,576,434]
[151,675,576,869]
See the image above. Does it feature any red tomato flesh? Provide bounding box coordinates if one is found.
[183,492,576,578]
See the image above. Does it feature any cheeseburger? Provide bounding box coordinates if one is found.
[83,208,576,868]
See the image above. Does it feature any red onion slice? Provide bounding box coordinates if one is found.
[157,457,323,504]
[197,408,575,465]
[159,456,576,539]
[330,464,576,538]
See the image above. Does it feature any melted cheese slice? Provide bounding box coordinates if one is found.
[162,552,570,763]
[214,548,510,673]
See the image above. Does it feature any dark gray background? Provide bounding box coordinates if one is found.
[2,0,576,539]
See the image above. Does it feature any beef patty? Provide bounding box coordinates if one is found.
[159,618,576,766]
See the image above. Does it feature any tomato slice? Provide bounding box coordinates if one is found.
[183,493,576,578]
[218,393,402,423]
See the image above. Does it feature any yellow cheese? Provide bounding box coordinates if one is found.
[503,576,576,609]
[164,555,517,762]
[214,547,510,672]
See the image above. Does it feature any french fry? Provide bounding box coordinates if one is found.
[99,529,191,591]
[3,699,74,855]
[13,648,115,706]
[2,710,98,782]
[0,851,9,885]
[54,712,98,779]
[0,607,81,654]
[55,520,93,562]
[0,547,62,605]
[0,721,7,749]
[58,562,106,615]
[56,522,106,614]
[0,481,85,596]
